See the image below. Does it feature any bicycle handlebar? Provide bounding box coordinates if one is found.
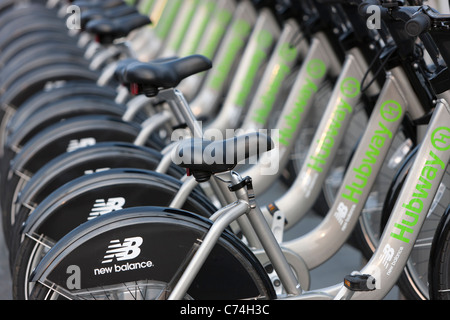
[404,12,431,36]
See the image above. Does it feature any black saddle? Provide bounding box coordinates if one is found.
[81,4,139,30]
[114,57,179,85]
[123,55,212,96]
[73,0,125,11]
[172,132,274,182]
[86,13,151,44]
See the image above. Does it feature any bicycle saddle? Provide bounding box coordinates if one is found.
[114,57,179,85]
[72,0,125,10]
[81,4,139,30]
[86,13,151,44]
[172,132,274,182]
[123,55,212,96]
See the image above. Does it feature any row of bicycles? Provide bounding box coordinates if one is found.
[0,0,450,300]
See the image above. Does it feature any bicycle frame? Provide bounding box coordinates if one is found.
[280,65,426,270]
[331,96,450,299]
[168,88,446,301]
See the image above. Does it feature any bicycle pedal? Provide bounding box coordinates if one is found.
[344,274,376,291]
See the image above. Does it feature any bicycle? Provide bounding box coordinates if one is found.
[21,0,450,300]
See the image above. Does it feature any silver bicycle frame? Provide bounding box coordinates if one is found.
[240,30,341,196]
[159,0,200,57]
[133,0,183,61]
[330,96,450,300]
[168,171,302,300]
[260,47,378,225]
[205,7,281,132]
[281,66,426,270]
[239,19,312,132]
[176,0,237,101]
[189,0,258,118]
[189,0,257,117]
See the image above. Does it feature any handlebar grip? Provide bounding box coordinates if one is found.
[358,0,381,17]
[405,13,431,37]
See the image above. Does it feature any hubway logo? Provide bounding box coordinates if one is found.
[94,237,154,276]
[306,77,358,173]
[390,126,449,244]
[279,59,328,147]
[341,100,402,204]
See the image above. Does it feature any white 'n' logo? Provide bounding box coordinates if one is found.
[88,197,126,220]
[67,138,96,152]
[102,237,143,264]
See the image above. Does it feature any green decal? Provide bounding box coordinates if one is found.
[305,77,358,169]
[187,1,217,55]
[380,100,403,122]
[307,59,327,79]
[279,79,318,146]
[234,29,274,107]
[342,102,400,204]
[252,43,300,125]
[391,150,446,243]
[340,77,361,99]
[201,10,233,59]
[155,1,182,39]
[307,100,353,170]
[208,20,252,91]
[167,0,199,52]
[431,127,450,151]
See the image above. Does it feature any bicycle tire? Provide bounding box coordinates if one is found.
[27,206,276,300]
[429,204,450,300]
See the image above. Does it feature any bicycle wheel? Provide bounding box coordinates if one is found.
[5,142,184,250]
[4,80,117,139]
[27,206,276,300]
[382,148,450,300]
[11,169,219,300]
[1,115,164,240]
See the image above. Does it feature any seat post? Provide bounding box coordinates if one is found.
[158,88,203,139]
[159,87,264,247]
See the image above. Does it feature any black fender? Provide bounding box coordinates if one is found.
[0,19,67,50]
[30,206,276,300]
[12,168,217,262]
[1,58,90,94]
[0,64,100,109]
[5,81,117,135]
[16,142,183,211]
[0,32,77,68]
[5,97,128,150]
[0,4,57,30]
[6,115,152,179]
[5,142,182,243]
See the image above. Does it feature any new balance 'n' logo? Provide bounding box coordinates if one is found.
[88,197,125,220]
[67,138,96,152]
[102,237,143,264]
